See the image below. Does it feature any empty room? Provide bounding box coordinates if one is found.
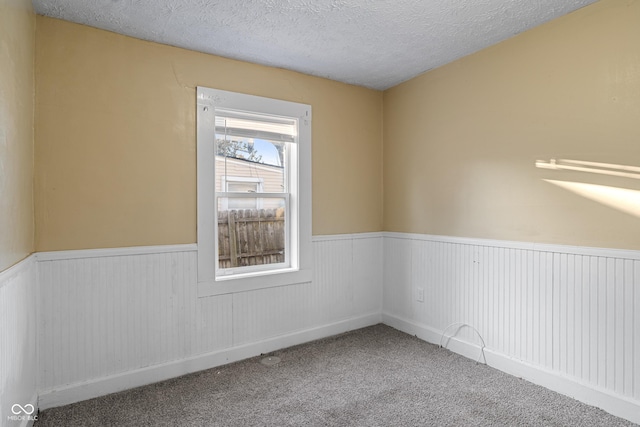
[1,0,639,425]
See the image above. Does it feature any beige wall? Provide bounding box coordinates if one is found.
[0,0,35,271]
[35,17,383,251]
[34,0,640,252]
[384,0,640,250]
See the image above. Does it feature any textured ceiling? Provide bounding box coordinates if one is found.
[32,0,598,90]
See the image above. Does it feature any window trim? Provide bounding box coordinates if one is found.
[196,87,312,297]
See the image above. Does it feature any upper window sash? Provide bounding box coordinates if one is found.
[215,110,297,143]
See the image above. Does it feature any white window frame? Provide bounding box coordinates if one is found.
[197,87,312,296]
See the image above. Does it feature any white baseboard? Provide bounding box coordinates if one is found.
[382,313,640,426]
[38,312,382,410]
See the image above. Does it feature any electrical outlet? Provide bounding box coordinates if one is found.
[416,287,424,302]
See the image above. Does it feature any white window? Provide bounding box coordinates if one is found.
[197,87,312,296]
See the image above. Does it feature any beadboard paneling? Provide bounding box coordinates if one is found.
[37,235,383,401]
[26,231,640,424]
[0,255,38,426]
[352,237,384,314]
[383,233,640,424]
[315,234,383,323]
[37,249,203,389]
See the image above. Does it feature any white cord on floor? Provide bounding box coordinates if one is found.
[439,322,487,365]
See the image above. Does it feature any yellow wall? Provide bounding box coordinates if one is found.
[384,0,640,250]
[0,0,35,270]
[33,0,640,252]
[35,17,383,251]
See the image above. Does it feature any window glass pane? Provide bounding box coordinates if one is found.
[217,198,287,269]
[215,137,286,193]
[228,195,257,210]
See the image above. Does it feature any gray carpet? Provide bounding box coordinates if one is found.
[35,324,636,426]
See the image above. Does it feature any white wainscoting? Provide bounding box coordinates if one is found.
[0,255,38,427]
[7,231,638,424]
[383,232,640,425]
[36,234,383,409]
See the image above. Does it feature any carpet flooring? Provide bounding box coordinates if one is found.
[35,324,636,426]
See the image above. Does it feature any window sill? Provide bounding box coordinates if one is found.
[197,268,313,297]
